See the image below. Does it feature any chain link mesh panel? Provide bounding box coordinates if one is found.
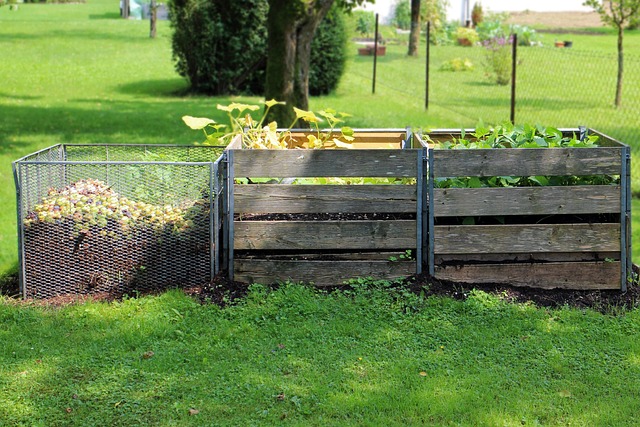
[15,144,224,299]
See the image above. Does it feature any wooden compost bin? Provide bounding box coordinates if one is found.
[226,129,426,285]
[424,129,632,290]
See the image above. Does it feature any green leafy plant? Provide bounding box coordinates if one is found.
[456,27,479,46]
[482,35,512,85]
[427,122,619,189]
[439,57,474,72]
[183,100,355,149]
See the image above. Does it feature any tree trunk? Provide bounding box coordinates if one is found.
[265,0,335,125]
[408,0,421,56]
[615,24,623,108]
[150,0,157,38]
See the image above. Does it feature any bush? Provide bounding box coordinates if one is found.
[309,6,347,96]
[482,36,512,85]
[354,10,375,36]
[169,0,346,96]
[439,58,474,72]
[169,0,268,95]
[393,0,411,30]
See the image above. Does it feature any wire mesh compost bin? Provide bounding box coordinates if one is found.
[13,144,226,298]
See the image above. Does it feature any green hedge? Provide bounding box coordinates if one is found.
[169,0,346,96]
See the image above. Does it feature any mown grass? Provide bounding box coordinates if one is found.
[2,1,639,274]
[1,283,640,426]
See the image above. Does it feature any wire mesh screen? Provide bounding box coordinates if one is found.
[14,144,225,299]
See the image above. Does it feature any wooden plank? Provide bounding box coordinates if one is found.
[232,149,418,178]
[434,223,620,254]
[238,251,415,261]
[234,220,416,250]
[234,184,416,214]
[435,252,620,264]
[434,261,621,290]
[234,259,415,286]
[432,147,622,177]
[433,186,621,217]
[289,131,405,144]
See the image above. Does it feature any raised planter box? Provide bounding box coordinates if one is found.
[422,129,631,290]
[358,44,386,56]
[224,129,422,286]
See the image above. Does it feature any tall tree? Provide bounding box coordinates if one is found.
[408,0,421,56]
[584,0,640,107]
[265,0,365,124]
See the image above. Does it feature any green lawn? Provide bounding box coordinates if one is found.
[2,284,640,426]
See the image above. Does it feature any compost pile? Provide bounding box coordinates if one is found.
[22,179,210,298]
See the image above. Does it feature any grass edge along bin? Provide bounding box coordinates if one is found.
[422,128,632,291]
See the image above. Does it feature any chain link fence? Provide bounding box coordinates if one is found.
[355,39,640,192]
[13,144,225,299]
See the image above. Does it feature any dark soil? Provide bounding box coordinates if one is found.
[183,269,640,314]
[4,266,639,314]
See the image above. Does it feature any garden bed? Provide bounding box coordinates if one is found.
[13,128,632,298]
[423,128,631,290]
[225,129,423,286]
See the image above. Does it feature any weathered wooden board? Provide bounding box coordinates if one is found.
[234,259,415,286]
[435,251,619,264]
[434,261,621,290]
[232,150,419,178]
[434,223,620,254]
[433,186,621,217]
[238,251,414,261]
[234,220,417,250]
[289,131,405,149]
[432,148,622,177]
[234,184,417,214]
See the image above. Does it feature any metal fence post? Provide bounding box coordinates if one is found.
[427,148,435,276]
[510,33,517,124]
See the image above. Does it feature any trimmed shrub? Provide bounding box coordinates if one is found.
[309,6,347,96]
[169,0,346,96]
[168,0,268,95]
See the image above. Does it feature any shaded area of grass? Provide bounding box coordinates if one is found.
[1,284,640,426]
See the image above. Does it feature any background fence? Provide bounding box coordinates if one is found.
[354,38,640,193]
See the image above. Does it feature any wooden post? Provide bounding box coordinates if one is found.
[150,0,157,38]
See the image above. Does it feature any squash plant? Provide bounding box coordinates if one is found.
[183,99,355,149]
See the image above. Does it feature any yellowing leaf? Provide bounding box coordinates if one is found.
[333,139,353,149]
[419,371,428,377]
[264,99,285,108]
[294,107,321,123]
[182,116,216,130]
[307,134,323,149]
